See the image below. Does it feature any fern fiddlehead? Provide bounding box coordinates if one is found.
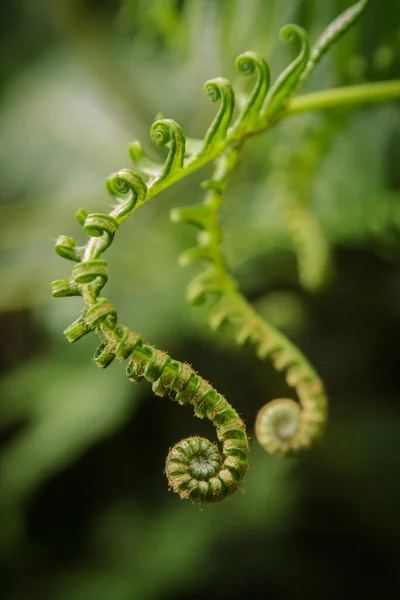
[172,144,327,456]
[52,167,249,503]
[52,0,399,498]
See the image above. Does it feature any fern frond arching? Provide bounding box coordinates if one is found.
[51,0,400,501]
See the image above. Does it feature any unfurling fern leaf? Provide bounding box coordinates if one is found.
[52,0,400,501]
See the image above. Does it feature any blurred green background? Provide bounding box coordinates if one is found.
[1,1,399,598]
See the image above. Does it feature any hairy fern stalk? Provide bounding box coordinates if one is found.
[52,0,400,503]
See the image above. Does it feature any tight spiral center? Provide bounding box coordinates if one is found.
[114,179,129,194]
[274,413,299,439]
[188,443,221,480]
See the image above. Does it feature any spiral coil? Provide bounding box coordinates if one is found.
[53,255,249,502]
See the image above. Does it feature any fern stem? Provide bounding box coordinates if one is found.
[287,80,400,116]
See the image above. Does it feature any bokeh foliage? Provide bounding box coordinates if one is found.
[0,1,399,598]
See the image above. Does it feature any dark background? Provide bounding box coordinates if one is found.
[0,1,399,598]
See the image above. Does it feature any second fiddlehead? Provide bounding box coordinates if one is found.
[171,148,327,456]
